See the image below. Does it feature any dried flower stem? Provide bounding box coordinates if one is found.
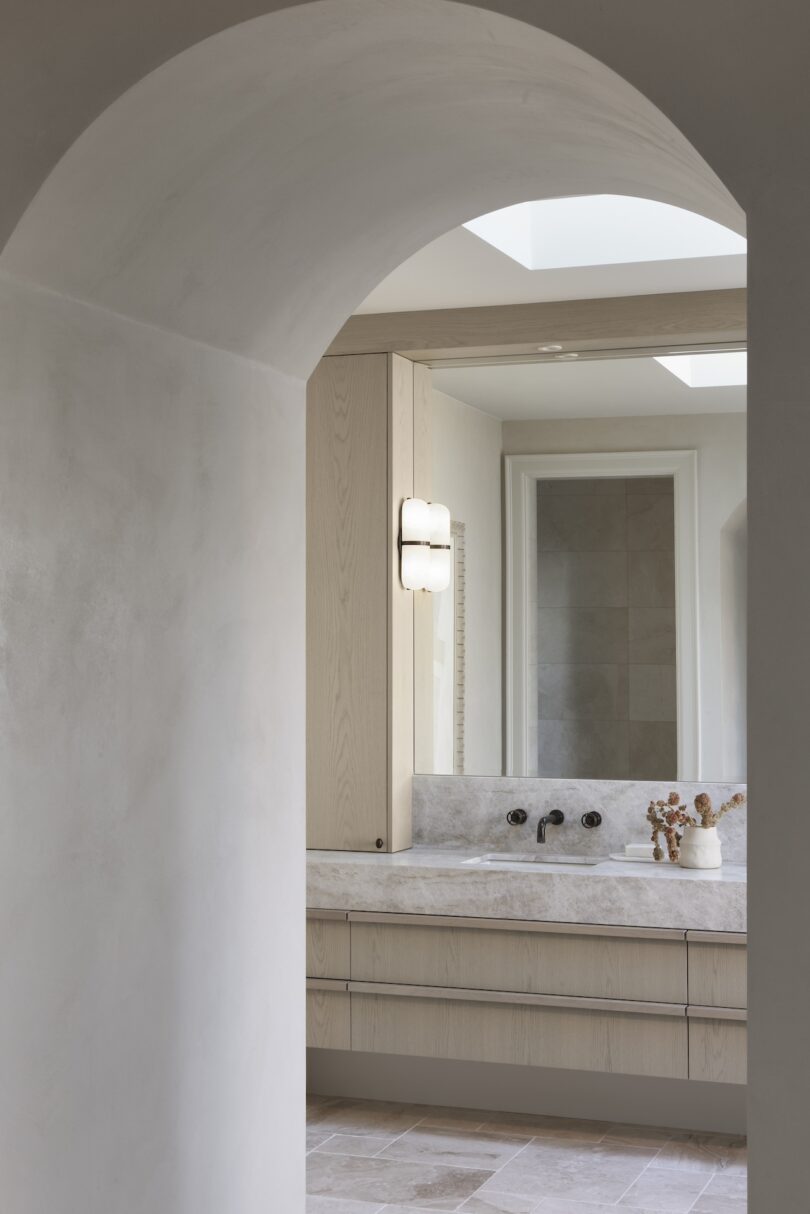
[645,790,746,863]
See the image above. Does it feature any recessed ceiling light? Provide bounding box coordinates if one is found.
[554,352,579,361]
[537,343,563,352]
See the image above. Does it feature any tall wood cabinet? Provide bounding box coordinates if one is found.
[307,352,422,851]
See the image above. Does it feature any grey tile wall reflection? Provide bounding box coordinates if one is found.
[536,476,676,779]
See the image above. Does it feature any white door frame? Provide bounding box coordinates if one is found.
[504,450,700,779]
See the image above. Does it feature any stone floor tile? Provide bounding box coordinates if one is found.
[601,1122,675,1148]
[478,1114,606,1143]
[701,1174,747,1200]
[316,1133,400,1158]
[380,1126,528,1172]
[307,1151,492,1210]
[309,1129,338,1151]
[308,1098,426,1138]
[655,1132,747,1175]
[418,1107,490,1131]
[617,1164,709,1211]
[691,1197,747,1213]
[306,1195,385,1213]
[480,1138,654,1204]
[537,1200,661,1213]
[458,1191,540,1213]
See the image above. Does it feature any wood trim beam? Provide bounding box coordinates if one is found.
[326,289,746,361]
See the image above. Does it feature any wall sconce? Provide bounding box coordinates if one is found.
[400,498,451,592]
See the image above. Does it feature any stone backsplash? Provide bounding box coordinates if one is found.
[413,776,747,865]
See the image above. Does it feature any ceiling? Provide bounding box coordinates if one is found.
[432,355,747,421]
[356,225,746,315]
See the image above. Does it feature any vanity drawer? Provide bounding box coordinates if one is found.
[687,932,747,1009]
[307,912,350,980]
[307,980,351,1050]
[351,986,688,1080]
[350,916,687,1004]
[688,1009,747,1084]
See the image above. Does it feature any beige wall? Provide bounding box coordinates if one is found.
[504,414,746,781]
[430,389,503,775]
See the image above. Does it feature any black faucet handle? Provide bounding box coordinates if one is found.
[506,808,528,826]
[547,809,564,826]
[581,811,602,829]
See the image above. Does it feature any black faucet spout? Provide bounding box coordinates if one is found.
[537,809,564,843]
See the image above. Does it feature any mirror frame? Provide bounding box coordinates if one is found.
[505,449,699,779]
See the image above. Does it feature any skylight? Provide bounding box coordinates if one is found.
[654,351,747,388]
[464,196,746,270]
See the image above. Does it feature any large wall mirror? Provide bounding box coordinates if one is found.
[414,347,747,782]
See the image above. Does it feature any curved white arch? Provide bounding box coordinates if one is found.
[1,0,743,376]
[0,6,750,1211]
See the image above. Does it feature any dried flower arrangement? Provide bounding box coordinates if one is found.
[646,791,746,862]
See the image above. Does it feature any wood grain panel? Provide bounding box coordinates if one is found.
[412,361,434,775]
[351,992,687,1079]
[327,290,746,360]
[306,918,351,980]
[388,354,414,852]
[307,989,351,1050]
[307,354,389,850]
[689,1017,747,1084]
[350,921,687,1004]
[688,940,747,1009]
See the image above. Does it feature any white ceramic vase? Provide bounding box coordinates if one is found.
[678,825,722,869]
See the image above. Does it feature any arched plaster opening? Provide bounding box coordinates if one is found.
[0,4,746,1212]
[1,0,743,377]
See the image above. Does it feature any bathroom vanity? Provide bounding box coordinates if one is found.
[306,848,747,1087]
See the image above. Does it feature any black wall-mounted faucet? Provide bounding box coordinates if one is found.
[537,809,564,843]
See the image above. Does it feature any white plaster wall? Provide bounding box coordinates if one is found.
[431,389,503,775]
[503,414,746,782]
[0,0,809,1206]
[0,274,305,1213]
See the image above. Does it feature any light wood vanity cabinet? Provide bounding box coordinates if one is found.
[350,916,687,1004]
[307,980,351,1051]
[351,990,688,1080]
[307,353,420,853]
[687,1011,747,1084]
[306,911,747,1085]
[687,931,747,1009]
[306,911,351,981]
[686,930,747,1084]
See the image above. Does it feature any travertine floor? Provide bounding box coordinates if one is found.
[306,1096,746,1213]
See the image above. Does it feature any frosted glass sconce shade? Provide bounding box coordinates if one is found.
[426,502,452,592]
[400,498,451,591]
[400,497,432,590]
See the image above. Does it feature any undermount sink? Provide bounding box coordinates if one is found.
[463,852,603,868]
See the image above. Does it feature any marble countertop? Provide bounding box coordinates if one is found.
[307,846,747,932]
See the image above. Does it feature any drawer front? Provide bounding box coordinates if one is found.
[307,917,350,980]
[351,991,688,1079]
[689,1017,747,1084]
[688,941,747,1009]
[307,989,351,1050]
[351,921,687,1004]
